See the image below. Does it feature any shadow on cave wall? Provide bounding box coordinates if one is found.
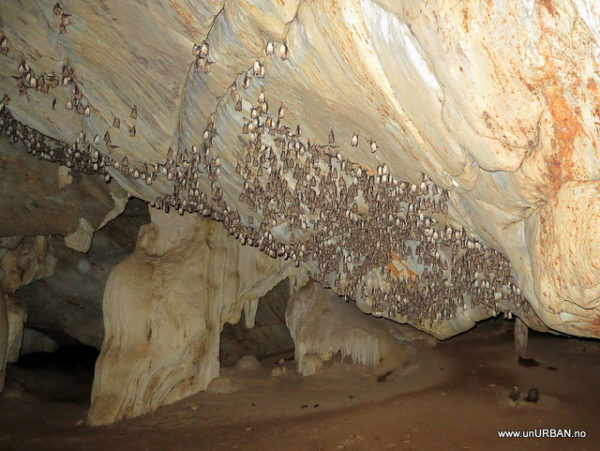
[6,344,99,405]
[15,198,151,350]
[220,278,294,367]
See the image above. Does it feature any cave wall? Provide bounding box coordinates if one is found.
[0,135,127,241]
[0,291,6,390]
[0,133,131,386]
[220,278,294,366]
[1,0,598,338]
[16,199,150,349]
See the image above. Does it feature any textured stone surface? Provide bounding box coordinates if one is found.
[88,209,297,425]
[0,0,599,339]
[20,328,59,356]
[16,199,149,349]
[5,295,26,363]
[0,291,7,391]
[220,278,294,366]
[514,317,528,358]
[1,295,26,392]
[0,236,55,294]
[286,280,413,376]
[0,136,127,238]
[0,293,25,391]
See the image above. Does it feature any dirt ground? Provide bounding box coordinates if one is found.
[0,318,598,451]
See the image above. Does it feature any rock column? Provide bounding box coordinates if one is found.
[88,210,293,425]
[514,317,528,357]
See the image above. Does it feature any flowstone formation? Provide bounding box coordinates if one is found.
[1,1,599,344]
[88,209,297,425]
[286,280,413,376]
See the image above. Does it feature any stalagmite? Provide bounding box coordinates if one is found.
[5,296,27,363]
[514,317,528,358]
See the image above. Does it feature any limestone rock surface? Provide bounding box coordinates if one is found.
[0,291,7,390]
[20,328,59,356]
[286,280,412,376]
[0,236,55,294]
[16,199,150,349]
[0,1,599,338]
[0,136,127,239]
[5,296,27,363]
[220,278,294,365]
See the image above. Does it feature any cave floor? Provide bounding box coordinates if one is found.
[1,318,599,451]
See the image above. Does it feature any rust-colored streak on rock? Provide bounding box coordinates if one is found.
[540,0,557,17]
[586,79,600,156]
[386,262,399,277]
[592,314,600,337]
[169,0,197,37]
[537,198,554,257]
[387,253,417,282]
[541,75,582,192]
[461,7,469,34]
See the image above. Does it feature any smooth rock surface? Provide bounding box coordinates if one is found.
[5,295,26,363]
[235,355,263,371]
[0,294,26,392]
[20,328,59,356]
[206,377,239,394]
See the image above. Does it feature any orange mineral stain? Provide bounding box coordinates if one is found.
[387,253,418,281]
[540,69,583,193]
[169,0,197,36]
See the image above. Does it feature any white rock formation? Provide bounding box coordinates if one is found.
[5,296,27,363]
[88,209,297,425]
[57,165,73,188]
[64,218,94,253]
[286,280,410,376]
[0,293,24,391]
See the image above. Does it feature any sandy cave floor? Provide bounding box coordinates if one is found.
[0,318,599,451]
